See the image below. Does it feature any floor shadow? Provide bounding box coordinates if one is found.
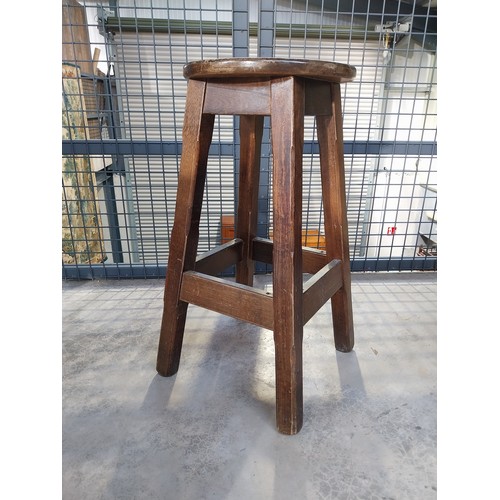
[335,349,367,399]
[139,373,177,412]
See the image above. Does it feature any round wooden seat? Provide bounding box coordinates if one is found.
[184,57,356,83]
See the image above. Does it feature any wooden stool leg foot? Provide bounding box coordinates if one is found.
[317,83,354,352]
[156,80,215,376]
[271,76,305,434]
[157,303,188,376]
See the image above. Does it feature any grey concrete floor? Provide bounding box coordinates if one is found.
[62,272,436,500]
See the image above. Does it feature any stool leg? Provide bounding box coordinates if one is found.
[316,83,355,352]
[157,79,215,376]
[270,77,305,434]
[236,115,264,286]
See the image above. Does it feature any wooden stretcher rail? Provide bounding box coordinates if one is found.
[302,259,343,326]
[194,238,243,275]
[252,237,328,273]
[180,271,274,330]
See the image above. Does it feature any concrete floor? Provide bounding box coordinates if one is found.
[62,272,437,500]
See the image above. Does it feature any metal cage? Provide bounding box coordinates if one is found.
[62,0,437,278]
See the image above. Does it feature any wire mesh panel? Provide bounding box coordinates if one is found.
[62,0,437,278]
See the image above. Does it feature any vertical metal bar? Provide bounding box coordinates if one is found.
[111,5,140,270]
[232,0,250,246]
[347,0,373,261]
[233,0,250,58]
[101,169,124,263]
[257,0,275,271]
[258,0,275,58]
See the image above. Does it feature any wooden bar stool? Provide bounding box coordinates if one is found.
[156,58,356,435]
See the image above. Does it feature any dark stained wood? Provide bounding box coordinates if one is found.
[180,271,274,330]
[316,83,355,352]
[204,80,271,115]
[194,238,243,276]
[304,80,333,116]
[156,79,215,376]
[236,115,264,286]
[300,246,329,274]
[302,259,343,326]
[270,76,305,435]
[156,58,356,435]
[252,237,328,274]
[185,58,356,84]
[204,78,334,117]
[250,236,273,264]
